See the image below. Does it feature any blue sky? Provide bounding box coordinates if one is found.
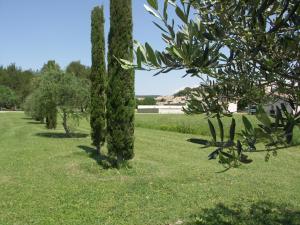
[0,0,199,95]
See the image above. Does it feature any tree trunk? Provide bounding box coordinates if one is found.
[116,154,123,169]
[96,145,101,155]
[62,112,70,137]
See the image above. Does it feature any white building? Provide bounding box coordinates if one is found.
[137,105,184,114]
[228,102,238,113]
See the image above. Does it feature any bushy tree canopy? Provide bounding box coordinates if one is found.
[66,61,91,79]
[25,70,90,136]
[0,85,17,109]
[121,0,300,168]
[0,64,34,107]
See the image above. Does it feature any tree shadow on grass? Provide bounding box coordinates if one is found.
[27,121,43,125]
[21,117,33,120]
[36,132,88,139]
[77,145,115,169]
[185,201,300,225]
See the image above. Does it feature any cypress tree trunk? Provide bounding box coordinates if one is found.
[107,0,135,166]
[90,6,107,155]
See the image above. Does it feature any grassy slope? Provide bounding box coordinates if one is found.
[0,113,300,225]
[135,113,300,144]
[135,114,259,137]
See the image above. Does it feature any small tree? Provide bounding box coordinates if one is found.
[107,0,135,166]
[56,73,90,136]
[27,70,89,136]
[0,85,17,110]
[41,60,61,73]
[90,6,107,154]
[24,90,45,122]
[40,60,61,129]
[66,61,91,79]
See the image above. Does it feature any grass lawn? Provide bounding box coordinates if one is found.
[0,112,300,225]
[135,113,260,137]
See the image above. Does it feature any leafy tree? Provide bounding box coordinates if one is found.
[26,70,90,136]
[41,60,61,73]
[121,0,300,168]
[66,61,91,79]
[174,87,193,97]
[107,0,135,166]
[39,61,61,129]
[56,73,90,136]
[0,64,34,107]
[0,85,17,109]
[24,89,45,122]
[90,6,107,154]
[137,97,156,105]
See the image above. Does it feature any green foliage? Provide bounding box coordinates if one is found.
[255,103,300,148]
[107,0,135,166]
[207,116,252,169]
[41,60,61,73]
[24,90,45,122]
[174,87,193,97]
[90,6,107,153]
[183,80,235,116]
[56,72,90,136]
[0,64,34,108]
[136,97,156,106]
[241,116,257,151]
[120,0,300,167]
[0,85,17,109]
[66,61,91,79]
[39,60,62,129]
[25,69,89,135]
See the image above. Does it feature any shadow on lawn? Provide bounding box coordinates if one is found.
[36,132,88,139]
[77,145,114,169]
[21,117,32,120]
[27,121,43,125]
[184,201,300,225]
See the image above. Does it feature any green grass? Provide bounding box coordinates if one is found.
[0,112,300,225]
[135,113,258,137]
[136,113,300,144]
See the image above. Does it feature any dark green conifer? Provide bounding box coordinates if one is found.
[90,6,107,154]
[107,0,135,166]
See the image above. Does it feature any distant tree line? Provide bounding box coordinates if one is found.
[0,61,90,111]
[0,64,34,109]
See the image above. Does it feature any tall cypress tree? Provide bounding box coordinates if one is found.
[90,6,106,154]
[107,0,135,165]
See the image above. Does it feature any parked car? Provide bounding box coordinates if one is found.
[247,105,257,115]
